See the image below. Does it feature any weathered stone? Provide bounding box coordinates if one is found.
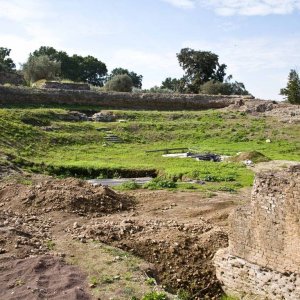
[0,85,252,110]
[0,71,25,86]
[214,165,300,299]
[41,81,90,90]
[91,111,117,122]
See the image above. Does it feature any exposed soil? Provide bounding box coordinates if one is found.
[0,177,135,216]
[0,173,250,299]
[0,255,91,300]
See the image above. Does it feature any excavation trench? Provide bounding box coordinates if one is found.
[11,157,158,179]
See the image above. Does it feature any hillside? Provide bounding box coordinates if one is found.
[0,106,299,192]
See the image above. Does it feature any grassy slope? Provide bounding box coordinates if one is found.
[0,107,299,191]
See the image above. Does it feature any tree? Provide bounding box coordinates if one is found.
[280,69,300,104]
[229,81,250,96]
[77,55,107,86]
[31,46,108,86]
[200,79,250,96]
[161,77,186,93]
[107,68,143,89]
[105,74,133,92]
[0,47,16,72]
[22,55,61,83]
[176,48,227,93]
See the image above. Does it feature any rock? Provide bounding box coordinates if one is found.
[58,111,88,122]
[73,222,80,229]
[91,111,117,122]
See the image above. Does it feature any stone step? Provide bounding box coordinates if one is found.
[104,136,123,143]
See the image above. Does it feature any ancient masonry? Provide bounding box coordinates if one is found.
[0,85,252,110]
[214,165,300,300]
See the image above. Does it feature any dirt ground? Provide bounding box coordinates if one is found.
[0,172,251,299]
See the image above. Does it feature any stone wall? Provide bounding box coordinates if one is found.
[214,165,300,299]
[0,85,252,110]
[41,81,90,90]
[0,72,25,86]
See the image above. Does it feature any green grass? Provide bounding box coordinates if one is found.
[0,107,299,192]
[116,180,141,190]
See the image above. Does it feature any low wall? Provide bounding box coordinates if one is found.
[0,72,25,86]
[42,82,90,90]
[0,85,251,110]
[214,165,300,299]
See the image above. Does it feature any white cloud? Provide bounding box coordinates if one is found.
[163,0,300,15]
[162,0,196,9]
[184,37,300,73]
[204,0,300,16]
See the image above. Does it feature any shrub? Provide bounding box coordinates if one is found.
[22,55,61,84]
[105,74,133,92]
[200,80,232,95]
[118,180,140,190]
[141,292,169,300]
[177,288,191,300]
[143,177,177,189]
[200,79,250,96]
[145,86,174,94]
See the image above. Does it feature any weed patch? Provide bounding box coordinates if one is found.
[143,178,177,190]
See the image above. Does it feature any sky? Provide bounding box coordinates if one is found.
[1,0,300,100]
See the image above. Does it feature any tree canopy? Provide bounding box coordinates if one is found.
[161,77,186,93]
[176,48,227,93]
[31,46,107,86]
[280,69,300,104]
[0,47,16,72]
[160,48,250,95]
[107,68,143,89]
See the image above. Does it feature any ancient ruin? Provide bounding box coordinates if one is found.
[41,81,90,90]
[214,165,300,299]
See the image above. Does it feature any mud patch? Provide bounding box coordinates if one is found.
[0,255,91,300]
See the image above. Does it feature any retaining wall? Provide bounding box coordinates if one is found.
[0,85,251,110]
[0,72,25,86]
[41,82,90,90]
[214,165,300,299]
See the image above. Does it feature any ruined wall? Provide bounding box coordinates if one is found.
[41,82,90,90]
[0,85,252,110]
[0,72,25,86]
[214,165,300,299]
